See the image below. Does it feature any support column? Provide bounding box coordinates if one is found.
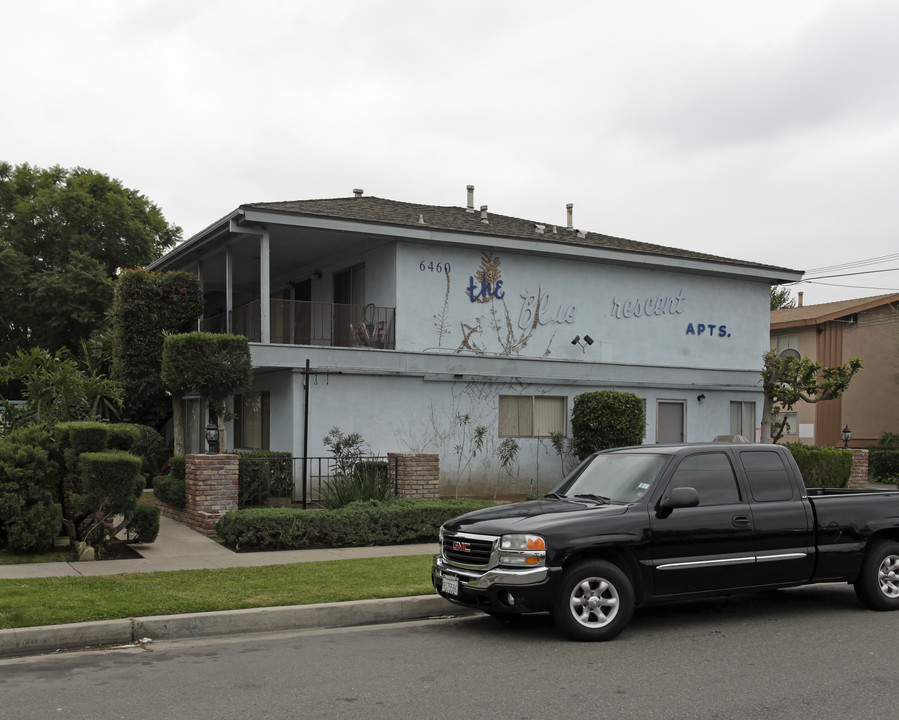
[388,453,440,498]
[260,230,271,344]
[225,244,233,333]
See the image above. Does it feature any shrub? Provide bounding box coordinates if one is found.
[132,424,168,477]
[785,443,852,488]
[127,502,161,544]
[570,391,645,460]
[77,451,144,516]
[869,450,899,484]
[57,421,108,455]
[319,461,390,509]
[214,498,495,551]
[153,474,186,509]
[237,451,293,506]
[105,423,142,453]
[168,455,186,481]
[0,433,58,552]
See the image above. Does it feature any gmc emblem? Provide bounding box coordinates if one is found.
[452,540,471,552]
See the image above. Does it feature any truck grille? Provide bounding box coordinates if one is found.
[442,533,496,568]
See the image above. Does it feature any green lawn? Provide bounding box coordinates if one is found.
[0,555,435,629]
[0,549,74,565]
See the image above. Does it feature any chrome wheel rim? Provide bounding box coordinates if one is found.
[569,576,619,628]
[878,554,899,598]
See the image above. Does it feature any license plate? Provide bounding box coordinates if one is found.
[442,574,459,596]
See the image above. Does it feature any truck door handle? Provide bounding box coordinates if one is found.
[732,515,752,528]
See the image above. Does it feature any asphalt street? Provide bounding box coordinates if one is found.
[1,582,894,720]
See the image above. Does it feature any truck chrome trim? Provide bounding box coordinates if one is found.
[434,556,548,588]
[657,556,755,571]
[756,552,808,562]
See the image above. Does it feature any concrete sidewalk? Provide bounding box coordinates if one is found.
[0,515,462,657]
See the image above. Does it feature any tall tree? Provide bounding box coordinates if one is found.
[0,162,180,357]
[760,349,862,443]
[770,286,796,311]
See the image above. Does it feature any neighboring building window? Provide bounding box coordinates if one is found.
[499,396,567,437]
[233,392,270,450]
[730,401,756,439]
[772,411,798,437]
[771,334,799,355]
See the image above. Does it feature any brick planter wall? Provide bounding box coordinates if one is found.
[388,453,440,498]
[849,449,869,487]
[156,454,238,536]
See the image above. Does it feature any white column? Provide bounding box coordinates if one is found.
[225,244,233,333]
[260,230,271,344]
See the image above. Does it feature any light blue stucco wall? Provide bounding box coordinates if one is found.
[393,242,769,370]
[234,240,771,495]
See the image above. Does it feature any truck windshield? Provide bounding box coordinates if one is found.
[550,453,668,503]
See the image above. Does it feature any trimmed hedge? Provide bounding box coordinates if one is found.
[214,498,495,552]
[869,450,899,484]
[237,451,293,507]
[785,443,852,488]
[153,474,186,509]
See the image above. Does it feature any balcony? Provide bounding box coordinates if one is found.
[201,299,395,349]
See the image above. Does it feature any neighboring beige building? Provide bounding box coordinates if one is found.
[770,293,899,447]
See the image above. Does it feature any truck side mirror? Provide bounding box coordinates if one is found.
[656,486,700,518]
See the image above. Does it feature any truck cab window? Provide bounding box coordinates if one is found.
[667,453,740,506]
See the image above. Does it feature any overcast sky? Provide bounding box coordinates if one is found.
[4,0,898,306]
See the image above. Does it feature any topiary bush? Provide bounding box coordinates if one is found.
[127,502,161,544]
[214,498,495,551]
[785,443,852,488]
[570,391,645,460]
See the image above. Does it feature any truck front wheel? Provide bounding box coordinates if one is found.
[854,540,899,611]
[552,560,634,641]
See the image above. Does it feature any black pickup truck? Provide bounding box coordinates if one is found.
[432,443,899,640]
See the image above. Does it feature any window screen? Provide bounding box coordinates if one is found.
[499,396,566,437]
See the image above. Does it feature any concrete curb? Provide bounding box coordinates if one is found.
[0,595,471,658]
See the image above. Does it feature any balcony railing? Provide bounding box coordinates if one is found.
[201,300,395,349]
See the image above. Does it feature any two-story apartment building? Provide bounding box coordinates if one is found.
[148,188,802,495]
[770,292,899,447]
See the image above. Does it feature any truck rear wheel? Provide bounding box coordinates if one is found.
[552,560,634,641]
[853,540,899,611]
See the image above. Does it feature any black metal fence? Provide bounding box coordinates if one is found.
[237,456,398,509]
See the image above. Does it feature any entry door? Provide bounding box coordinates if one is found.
[657,401,685,444]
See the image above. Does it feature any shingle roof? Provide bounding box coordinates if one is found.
[771,293,899,328]
[243,195,799,275]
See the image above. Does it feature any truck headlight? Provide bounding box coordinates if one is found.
[499,534,546,566]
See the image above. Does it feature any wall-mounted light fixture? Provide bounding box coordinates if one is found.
[842,425,852,448]
[571,335,594,352]
[697,393,706,403]
[312,270,322,280]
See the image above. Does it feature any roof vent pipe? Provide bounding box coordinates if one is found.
[798,291,804,307]
[480,205,489,224]
[566,203,574,230]
[466,185,475,212]
[353,188,363,198]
